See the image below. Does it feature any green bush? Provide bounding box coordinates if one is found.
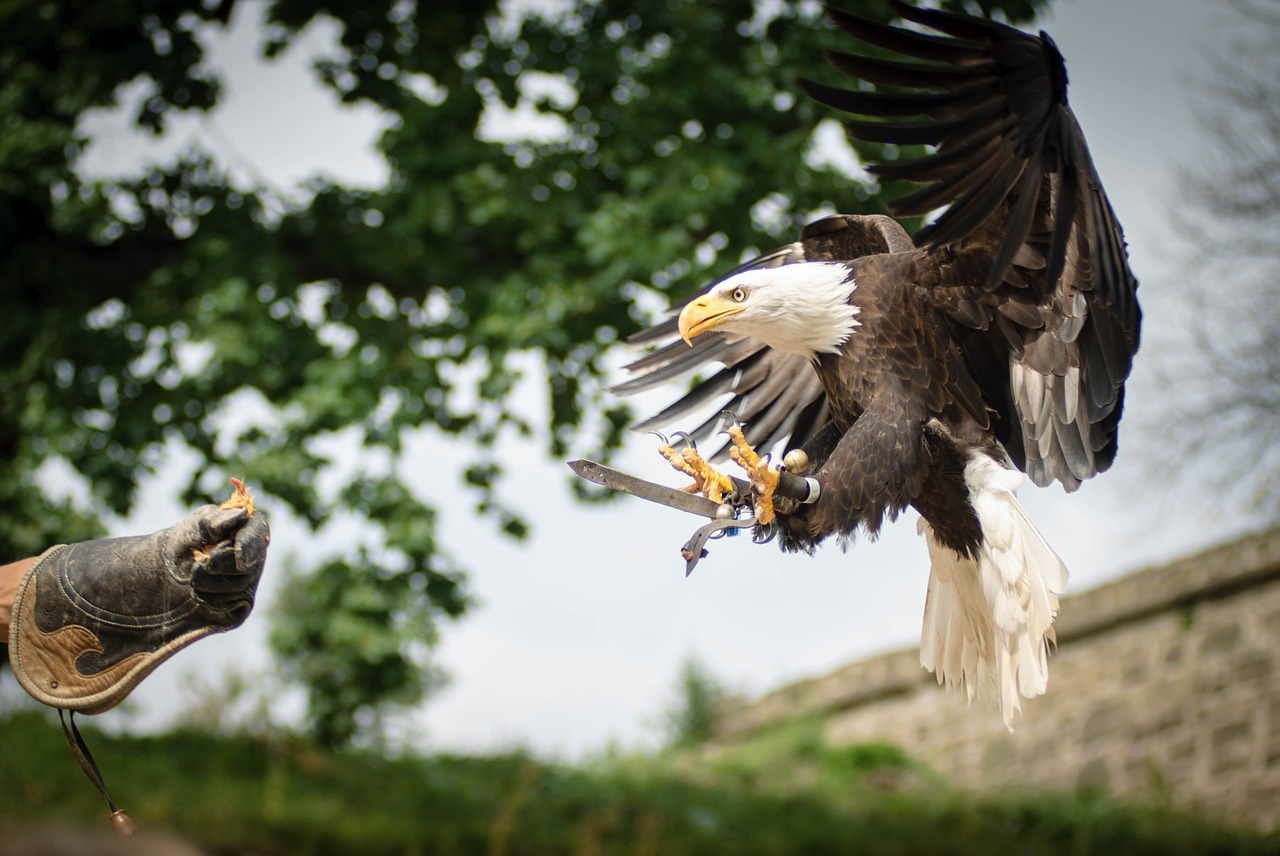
[1,711,1275,856]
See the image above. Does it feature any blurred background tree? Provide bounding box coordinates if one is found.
[663,656,730,748]
[1152,0,1280,517]
[0,0,1044,748]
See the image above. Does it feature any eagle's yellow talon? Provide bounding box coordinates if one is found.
[657,441,697,477]
[728,427,778,525]
[656,438,734,504]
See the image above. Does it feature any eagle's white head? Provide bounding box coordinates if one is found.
[677,261,859,360]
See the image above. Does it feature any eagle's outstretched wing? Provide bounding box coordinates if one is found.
[798,1,1141,489]
[619,2,1140,491]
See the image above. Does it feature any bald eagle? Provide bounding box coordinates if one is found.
[615,1,1141,727]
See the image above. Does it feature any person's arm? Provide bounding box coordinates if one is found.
[4,493,269,839]
[8,505,268,713]
[0,556,36,640]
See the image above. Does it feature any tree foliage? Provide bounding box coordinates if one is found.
[663,656,730,748]
[0,0,1045,746]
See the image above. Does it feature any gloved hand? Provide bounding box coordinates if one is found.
[8,503,269,713]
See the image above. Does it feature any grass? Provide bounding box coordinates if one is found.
[1,710,1276,855]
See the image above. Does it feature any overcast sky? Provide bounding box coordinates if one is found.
[51,0,1263,758]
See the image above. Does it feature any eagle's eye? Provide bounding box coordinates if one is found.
[730,286,748,302]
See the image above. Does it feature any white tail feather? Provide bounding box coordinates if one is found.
[917,453,1068,730]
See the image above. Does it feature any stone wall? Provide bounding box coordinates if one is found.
[712,527,1280,830]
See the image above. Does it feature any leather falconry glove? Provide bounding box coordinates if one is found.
[8,501,269,713]
[7,494,268,836]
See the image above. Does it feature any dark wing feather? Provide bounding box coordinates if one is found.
[798,1,1141,491]
[618,331,826,463]
[614,215,907,460]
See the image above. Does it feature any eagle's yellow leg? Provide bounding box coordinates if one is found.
[656,440,735,504]
[727,425,780,525]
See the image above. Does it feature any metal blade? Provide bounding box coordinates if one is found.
[567,460,724,518]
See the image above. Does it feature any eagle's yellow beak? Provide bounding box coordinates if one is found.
[677,294,746,346]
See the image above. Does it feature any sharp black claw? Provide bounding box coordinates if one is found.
[670,431,696,451]
[648,431,669,445]
[718,410,742,432]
